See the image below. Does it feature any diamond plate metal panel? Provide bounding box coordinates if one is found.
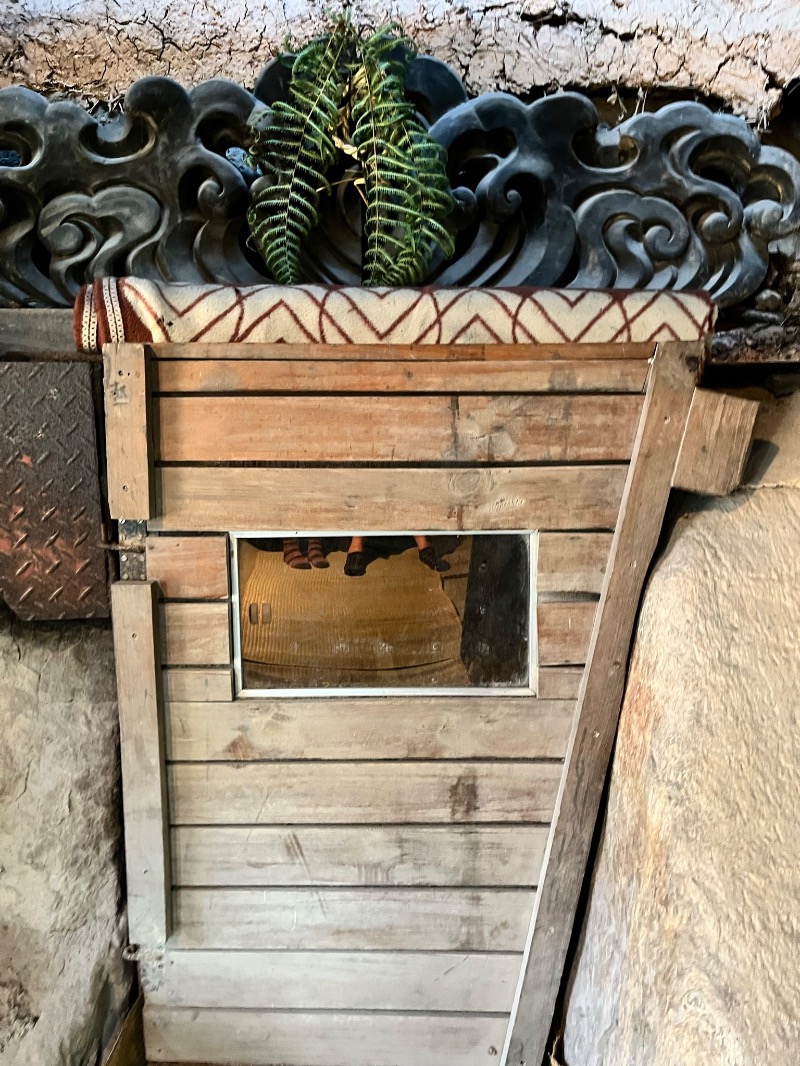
[1,360,109,619]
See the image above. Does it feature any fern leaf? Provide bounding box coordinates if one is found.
[350,32,455,286]
[247,32,348,283]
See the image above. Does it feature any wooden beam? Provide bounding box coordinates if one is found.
[673,388,760,495]
[168,761,563,825]
[154,357,651,394]
[0,308,75,353]
[159,602,231,666]
[165,697,573,761]
[161,667,234,703]
[156,394,643,464]
[150,340,656,362]
[146,536,229,600]
[536,666,583,700]
[144,949,521,1012]
[104,343,154,519]
[537,600,597,665]
[144,1006,509,1066]
[538,533,612,595]
[171,824,550,888]
[111,581,171,946]
[502,340,701,1066]
[152,464,627,532]
[170,887,532,951]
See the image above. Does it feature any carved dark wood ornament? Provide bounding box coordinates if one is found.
[0,57,799,308]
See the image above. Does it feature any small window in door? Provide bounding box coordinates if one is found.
[232,531,537,696]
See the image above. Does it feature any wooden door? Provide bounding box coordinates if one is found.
[105,324,755,1066]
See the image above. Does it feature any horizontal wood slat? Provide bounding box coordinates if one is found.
[155,357,651,394]
[144,1005,509,1066]
[150,340,656,362]
[538,533,612,594]
[162,667,234,703]
[170,887,532,950]
[536,666,584,700]
[157,394,643,464]
[166,698,573,762]
[538,600,598,666]
[171,824,549,887]
[168,762,562,825]
[143,949,521,1012]
[159,603,230,666]
[153,465,628,532]
[146,536,229,599]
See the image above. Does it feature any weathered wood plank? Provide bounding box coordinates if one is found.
[151,340,656,362]
[104,343,154,519]
[536,666,584,700]
[538,533,612,594]
[673,388,760,495]
[0,308,75,353]
[170,887,532,950]
[101,995,144,1066]
[155,357,651,394]
[537,600,597,665]
[171,824,549,887]
[161,667,234,703]
[144,1006,509,1066]
[146,536,229,600]
[159,603,230,666]
[157,394,643,464]
[153,465,628,532]
[110,582,170,945]
[143,949,520,1012]
[166,698,573,761]
[168,762,562,825]
[504,340,702,1066]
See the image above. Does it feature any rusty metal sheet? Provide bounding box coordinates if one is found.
[1,360,109,619]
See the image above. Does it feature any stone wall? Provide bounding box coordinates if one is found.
[561,392,800,1066]
[2,0,800,122]
[0,611,132,1066]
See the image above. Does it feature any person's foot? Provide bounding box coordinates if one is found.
[418,546,450,572]
[344,551,369,577]
[283,538,311,569]
[306,538,329,568]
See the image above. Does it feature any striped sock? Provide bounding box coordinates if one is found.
[306,537,329,568]
[283,538,311,569]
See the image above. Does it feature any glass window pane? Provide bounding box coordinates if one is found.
[236,533,533,693]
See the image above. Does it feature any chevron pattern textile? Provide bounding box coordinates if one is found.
[75,279,714,352]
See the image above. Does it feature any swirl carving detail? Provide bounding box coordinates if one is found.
[0,59,799,308]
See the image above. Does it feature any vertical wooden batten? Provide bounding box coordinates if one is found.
[502,340,704,1066]
[111,581,171,946]
[104,343,154,520]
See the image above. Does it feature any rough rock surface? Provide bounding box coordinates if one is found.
[0,610,131,1066]
[563,473,800,1063]
[2,0,800,122]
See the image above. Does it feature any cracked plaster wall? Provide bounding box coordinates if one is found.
[2,0,800,122]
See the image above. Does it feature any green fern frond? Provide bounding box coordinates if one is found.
[247,31,349,283]
[246,19,456,287]
[350,31,455,286]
